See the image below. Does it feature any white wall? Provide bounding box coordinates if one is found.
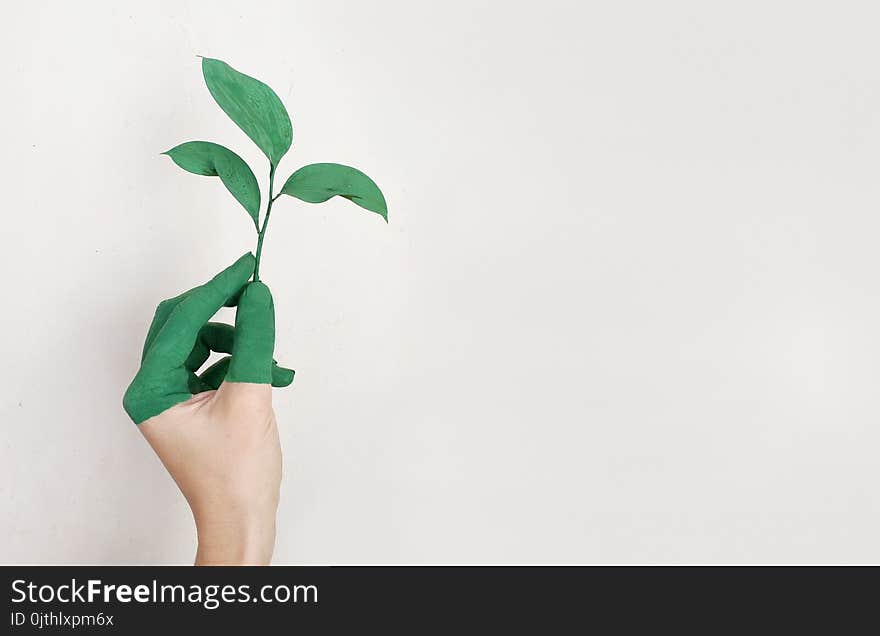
[2,0,879,563]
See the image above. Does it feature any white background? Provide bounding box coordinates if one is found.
[2,1,879,563]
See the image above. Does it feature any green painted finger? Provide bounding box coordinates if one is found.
[141,290,189,362]
[272,363,295,387]
[224,286,246,308]
[187,369,210,395]
[184,322,236,371]
[226,282,275,384]
[185,321,295,392]
[197,356,232,391]
[142,274,247,362]
[144,253,255,370]
[193,356,295,392]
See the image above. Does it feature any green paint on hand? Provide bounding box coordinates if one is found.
[123,254,294,424]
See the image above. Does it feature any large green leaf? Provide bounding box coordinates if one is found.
[279,163,388,221]
[163,141,261,228]
[201,57,292,167]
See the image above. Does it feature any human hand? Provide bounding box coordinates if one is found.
[123,253,294,565]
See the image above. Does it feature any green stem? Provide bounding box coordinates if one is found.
[253,164,276,283]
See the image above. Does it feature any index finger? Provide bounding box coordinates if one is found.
[143,252,255,370]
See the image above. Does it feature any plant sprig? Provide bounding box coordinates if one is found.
[163,57,388,283]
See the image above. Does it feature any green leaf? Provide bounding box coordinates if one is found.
[279,163,388,221]
[163,141,261,228]
[201,57,292,167]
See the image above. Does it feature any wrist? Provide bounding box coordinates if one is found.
[194,512,276,566]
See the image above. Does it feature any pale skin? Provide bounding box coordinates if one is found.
[139,382,281,565]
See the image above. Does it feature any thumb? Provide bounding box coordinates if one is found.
[225,282,275,384]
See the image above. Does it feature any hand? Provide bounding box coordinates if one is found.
[123,253,294,565]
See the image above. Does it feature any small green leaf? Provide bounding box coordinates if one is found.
[201,57,292,167]
[163,141,261,228]
[279,163,388,221]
